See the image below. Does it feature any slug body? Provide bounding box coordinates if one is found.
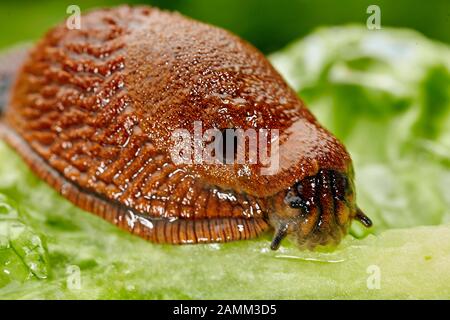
[0,6,371,250]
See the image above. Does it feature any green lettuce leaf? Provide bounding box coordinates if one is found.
[0,26,449,299]
[0,194,48,287]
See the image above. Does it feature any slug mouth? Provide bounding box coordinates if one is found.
[269,169,372,250]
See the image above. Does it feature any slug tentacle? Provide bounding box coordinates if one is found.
[270,223,289,251]
[355,208,373,228]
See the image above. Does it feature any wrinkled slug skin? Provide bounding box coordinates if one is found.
[0,6,365,249]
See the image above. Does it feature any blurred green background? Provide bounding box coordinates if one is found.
[0,0,449,53]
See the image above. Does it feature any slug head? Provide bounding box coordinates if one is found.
[269,168,372,250]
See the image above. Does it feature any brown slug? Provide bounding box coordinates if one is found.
[0,5,372,250]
